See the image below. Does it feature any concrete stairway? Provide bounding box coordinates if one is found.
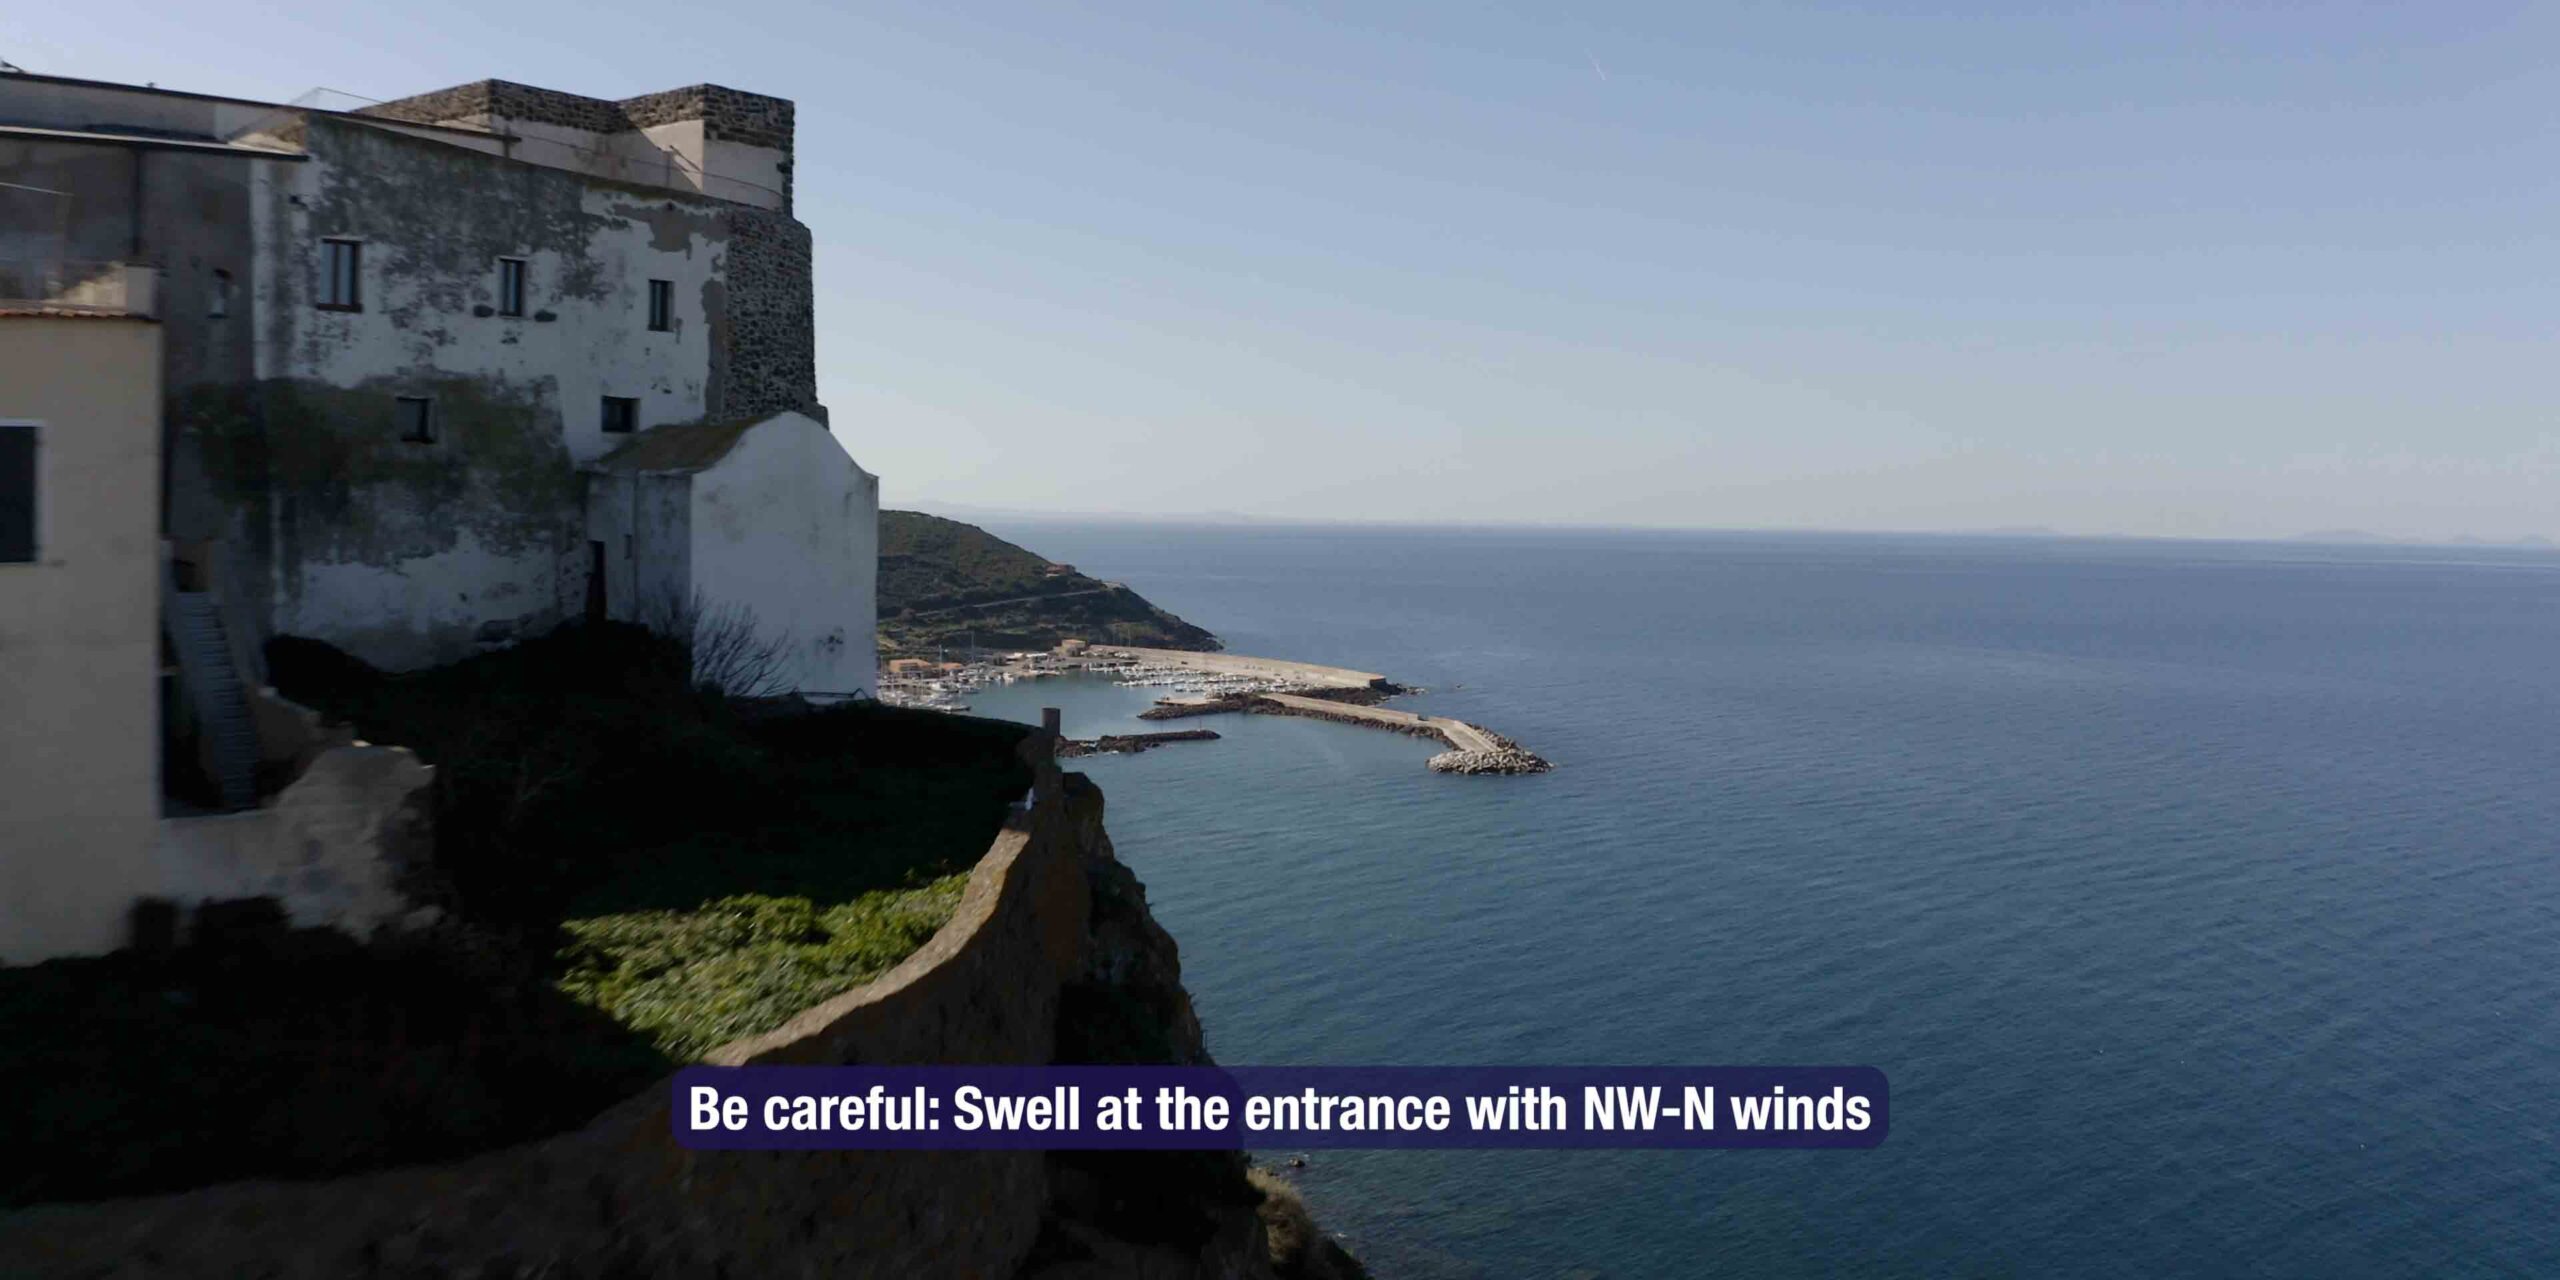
[170,591,259,809]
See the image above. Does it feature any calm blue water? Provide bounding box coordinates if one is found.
[962,525,2560,1279]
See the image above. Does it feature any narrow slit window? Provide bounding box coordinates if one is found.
[497,258,527,317]
[601,396,639,435]
[0,423,35,563]
[395,396,435,444]
[647,279,674,332]
[208,268,232,318]
[319,239,361,311]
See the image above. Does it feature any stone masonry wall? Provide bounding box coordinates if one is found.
[355,81,498,128]
[713,206,819,420]
[619,85,794,150]
[0,748,1096,1279]
[362,80,617,135]
[366,81,793,153]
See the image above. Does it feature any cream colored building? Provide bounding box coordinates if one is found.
[0,271,436,964]
[0,286,164,962]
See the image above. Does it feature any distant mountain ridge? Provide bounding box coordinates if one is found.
[878,511,1218,656]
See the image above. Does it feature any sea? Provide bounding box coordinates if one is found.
[958,524,2560,1279]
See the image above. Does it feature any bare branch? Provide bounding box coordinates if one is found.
[638,588,797,699]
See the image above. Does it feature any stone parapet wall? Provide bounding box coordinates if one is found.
[0,750,1101,1279]
[362,80,617,137]
[620,85,794,151]
[358,80,795,212]
[365,81,793,154]
[355,80,501,128]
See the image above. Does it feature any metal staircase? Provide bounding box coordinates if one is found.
[170,591,259,809]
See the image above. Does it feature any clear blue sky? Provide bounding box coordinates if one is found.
[13,3,2557,539]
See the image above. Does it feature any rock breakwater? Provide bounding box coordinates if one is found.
[1054,730,1222,757]
[1136,697,1252,721]
[1425,730,1554,776]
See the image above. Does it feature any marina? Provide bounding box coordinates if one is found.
[878,644,1548,774]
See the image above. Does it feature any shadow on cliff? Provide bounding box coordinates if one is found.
[268,622,1031,926]
[2,623,1038,1208]
[1014,774,1370,1280]
[0,895,676,1207]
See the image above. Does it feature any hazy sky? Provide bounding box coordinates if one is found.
[12,3,2557,539]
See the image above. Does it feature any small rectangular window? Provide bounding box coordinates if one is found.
[497,258,527,317]
[601,396,639,435]
[647,279,674,332]
[209,268,233,319]
[0,423,34,562]
[320,239,362,311]
[395,397,435,444]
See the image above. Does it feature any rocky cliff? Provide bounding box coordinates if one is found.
[1019,776,1366,1279]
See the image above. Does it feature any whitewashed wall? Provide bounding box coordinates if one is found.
[252,130,724,463]
[242,117,739,667]
[688,413,877,697]
[584,470,693,626]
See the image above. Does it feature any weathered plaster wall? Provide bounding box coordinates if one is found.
[0,139,140,264]
[189,373,587,668]
[143,152,265,417]
[0,317,164,964]
[253,117,731,460]
[153,744,433,937]
[689,413,877,696]
[584,469,693,626]
[211,114,815,670]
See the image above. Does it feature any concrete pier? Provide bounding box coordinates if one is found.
[1249,693,1551,774]
[1063,643,1549,775]
[1073,647,1388,691]
[1256,693,1499,752]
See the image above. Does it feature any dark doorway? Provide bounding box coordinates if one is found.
[586,540,607,623]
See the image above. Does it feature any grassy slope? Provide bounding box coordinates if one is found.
[880,509,1071,607]
[281,627,1035,1059]
[879,510,1218,655]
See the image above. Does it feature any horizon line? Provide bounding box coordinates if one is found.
[888,505,2560,552]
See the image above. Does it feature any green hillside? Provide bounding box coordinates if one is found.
[878,511,1218,656]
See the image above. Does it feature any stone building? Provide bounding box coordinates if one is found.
[0,71,876,958]
[0,70,858,674]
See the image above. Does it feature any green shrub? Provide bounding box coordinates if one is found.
[556,877,969,1059]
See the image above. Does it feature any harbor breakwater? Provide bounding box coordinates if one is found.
[1105,649,1551,775]
[1055,729,1222,757]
